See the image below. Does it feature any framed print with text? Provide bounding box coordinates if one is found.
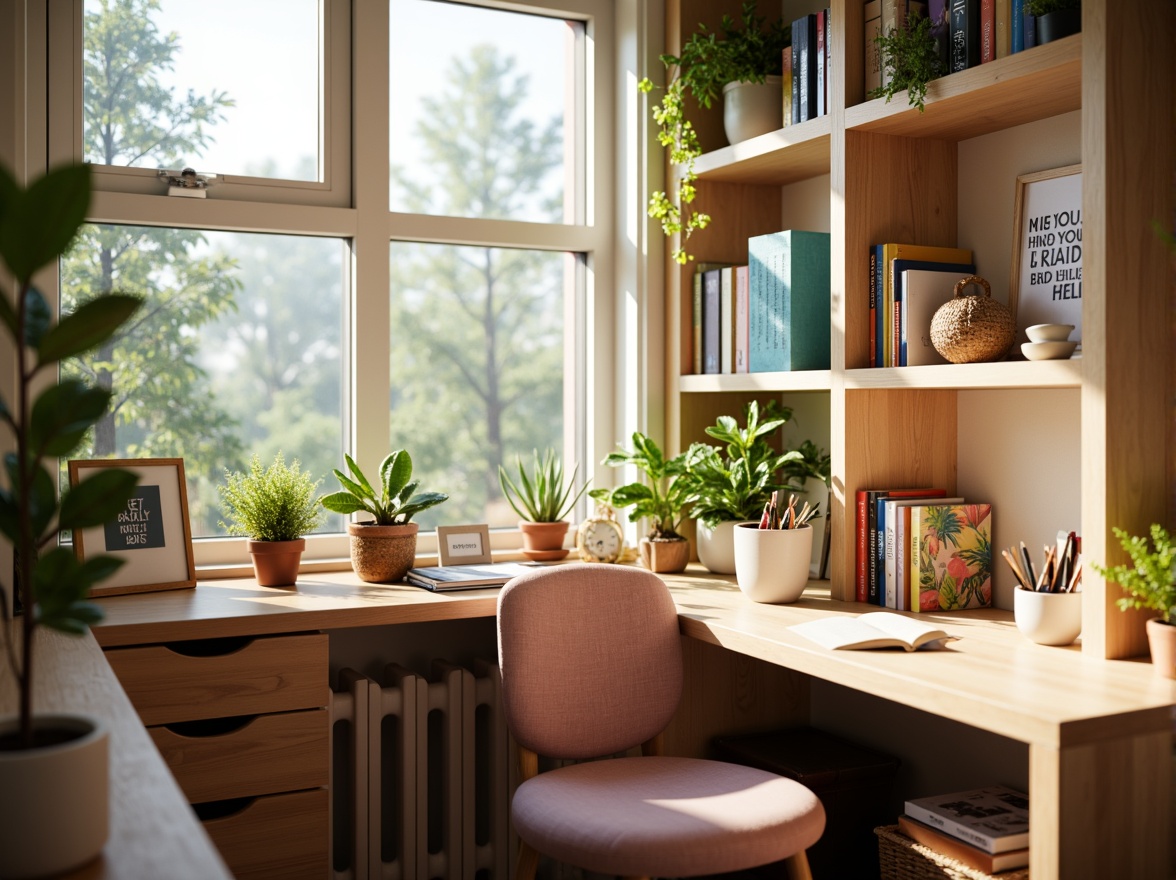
[436,524,492,566]
[68,458,196,597]
[1009,163,1083,350]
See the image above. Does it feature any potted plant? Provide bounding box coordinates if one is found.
[498,448,590,561]
[869,11,945,112]
[734,491,822,604]
[590,432,694,574]
[1027,0,1081,44]
[1092,524,1176,678]
[0,162,143,878]
[682,401,821,574]
[638,1,790,263]
[218,452,324,587]
[320,449,448,583]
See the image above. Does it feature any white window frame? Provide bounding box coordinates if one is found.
[19,0,657,572]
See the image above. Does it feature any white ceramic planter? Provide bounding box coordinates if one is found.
[696,520,756,574]
[721,76,784,145]
[1013,588,1082,646]
[733,522,813,604]
[0,713,109,879]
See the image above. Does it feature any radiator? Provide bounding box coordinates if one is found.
[330,659,513,880]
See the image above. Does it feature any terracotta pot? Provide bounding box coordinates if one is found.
[247,538,306,587]
[0,714,108,879]
[1146,618,1176,679]
[348,522,419,583]
[518,520,570,562]
[639,536,690,574]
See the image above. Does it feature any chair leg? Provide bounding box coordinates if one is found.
[515,840,540,880]
[783,850,813,880]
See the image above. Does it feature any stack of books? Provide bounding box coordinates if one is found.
[899,785,1030,873]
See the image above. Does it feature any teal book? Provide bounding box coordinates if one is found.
[748,230,831,371]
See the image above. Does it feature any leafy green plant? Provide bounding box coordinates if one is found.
[638,1,789,263]
[320,450,448,525]
[1,162,143,749]
[1092,524,1176,624]
[590,433,693,540]
[869,12,945,112]
[681,401,817,529]
[1025,0,1080,15]
[218,452,324,542]
[498,448,589,523]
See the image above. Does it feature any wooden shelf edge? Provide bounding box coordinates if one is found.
[679,370,833,393]
[693,116,832,185]
[844,358,1082,390]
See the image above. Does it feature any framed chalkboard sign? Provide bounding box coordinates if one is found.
[68,458,196,597]
[1009,164,1083,351]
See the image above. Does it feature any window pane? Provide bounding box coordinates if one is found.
[83,0,321,181]
[389,0,577,223]
[389,243,571,532]
[61,225,346,537]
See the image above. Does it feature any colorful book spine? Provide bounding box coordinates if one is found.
[792,14,818,122]
[824,8,831,114]
[980,0,995,63]
[869,245,879,367]
[734,265,750,373]
[856,489,870,602]
[816,9,826,118]
[692,271,703,373]
[720,265,735,373]
[995,0,1010,57]
[950,0,980,71]
[928,0,951,68]
[702,268,721,374]
[782,48,793,126]
[910,503,993,612]
[1023,9,1036,48]
[1010,0,1023,52]
[747,230,831,372]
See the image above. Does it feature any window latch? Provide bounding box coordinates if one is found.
[158,167,218,199]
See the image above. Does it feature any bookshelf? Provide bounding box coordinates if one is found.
[660,0,1174,661]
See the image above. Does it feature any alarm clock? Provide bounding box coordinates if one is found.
[575,504,626,564]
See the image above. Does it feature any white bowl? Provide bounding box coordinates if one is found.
[1022,340,1078,360]
[1025,323,1075,343]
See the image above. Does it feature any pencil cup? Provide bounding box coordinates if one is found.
[1014,588,1082,646]
[733,523,813,604]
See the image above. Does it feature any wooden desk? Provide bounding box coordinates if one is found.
[91,568,1175,880]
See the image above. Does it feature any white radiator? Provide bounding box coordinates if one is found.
[330,659,513,880]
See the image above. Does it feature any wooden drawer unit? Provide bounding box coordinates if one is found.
[197,789,329,880]
[149,708,328,803]
[105,632,327,726]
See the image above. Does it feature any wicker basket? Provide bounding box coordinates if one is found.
[929,275,1015,364]
[875,826,1030,880]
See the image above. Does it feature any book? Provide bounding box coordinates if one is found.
[950,0,981,72]
[405,562,535,591]
[789,611,953,651]
[792,14,818,123]
[816,9,826,119]
[865,487,947,604]
[878,244,973,366]
[748,230,831,372]
[1023,8,1036,48]
[910,503,993,612]
[980,0,995,63]
[702,266,722,374]
[897,816,1030,873]
[855,488,870,601]
[891,259,975,365]
[1010,0,1023,52]
[928,0,952,68]
[824,8,831,116]
[885,496,964,608]
[734,265,750,373]
[864,0,883,96]
[692,270,703,373]
[720,265,735,373]
[904,785,1030,854]
[781,47,793,126]
[995,0,1011,57]
[868,245,879,366]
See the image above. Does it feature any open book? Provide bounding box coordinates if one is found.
[789,612,953,651]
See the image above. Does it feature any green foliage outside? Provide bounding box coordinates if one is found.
[320,450,448,526]
[498,449,590,523]
[590,433,693,540]
[218,453,324,542]
[1093,524,1176,623]
[869,13,945,112]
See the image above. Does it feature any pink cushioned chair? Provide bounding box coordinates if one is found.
[497,564,825,880]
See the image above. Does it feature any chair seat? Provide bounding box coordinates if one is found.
[510,755,825,878]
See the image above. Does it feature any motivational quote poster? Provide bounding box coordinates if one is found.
[1013,167,1082,346]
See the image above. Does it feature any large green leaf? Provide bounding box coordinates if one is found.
[0,163,91,283]
[395,491,448,522]
[381,450,413,501]
[342,454,375,500]
[30,380,112,456]
[58,468,139,532]
[319,491,368,515]
[37,294,142,364]
[331,468,370,503]
[32,547,111,634]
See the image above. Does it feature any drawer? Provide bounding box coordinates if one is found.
[197,788,328,880]
[149,709,328,803]
[106,633,327,725]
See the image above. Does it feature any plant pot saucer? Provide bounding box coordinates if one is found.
[522,548,570,562]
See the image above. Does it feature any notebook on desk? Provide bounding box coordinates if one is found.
[404,562,537,591]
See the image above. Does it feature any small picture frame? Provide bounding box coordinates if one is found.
[68,458,197,597]
[436,524,492,566]
[1009,163,1083,349]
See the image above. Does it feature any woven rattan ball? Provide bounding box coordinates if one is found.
[929,276,1015,364]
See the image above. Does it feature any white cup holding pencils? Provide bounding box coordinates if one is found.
[1014,588,1082,646]
[734,522,813,604]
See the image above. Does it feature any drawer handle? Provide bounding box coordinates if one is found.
[164,715,257,738]
[193,796,256,821]
[164,636,254,657]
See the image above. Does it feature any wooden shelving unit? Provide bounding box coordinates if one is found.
[661,0,1173,659]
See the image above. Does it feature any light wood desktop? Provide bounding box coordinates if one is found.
[85,566,1176,879]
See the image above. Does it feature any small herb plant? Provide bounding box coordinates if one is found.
[320,450,448,525]
[590,432,693,540]
[869,12,945,112]
[1092,524,1176,624]
[219,452,324,542]
[639,0,789,263]
[498,449,589,523]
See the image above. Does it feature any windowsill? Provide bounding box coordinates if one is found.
[195,548,539,580]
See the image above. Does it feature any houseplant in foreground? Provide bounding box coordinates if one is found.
[638,0,789,263]
[0,161,143,878]
[219,452,324,586]
[320,449,448,583]
[498,448,589,561]
[1092,524,1176,678]
[591,432,693,574]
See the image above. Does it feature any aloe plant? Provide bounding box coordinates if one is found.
[498,448,589,523]
[319,449,447,525]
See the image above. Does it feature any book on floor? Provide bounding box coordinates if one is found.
[897,815,1030,873]
[788,611,953,651]
[904,784,1029,853]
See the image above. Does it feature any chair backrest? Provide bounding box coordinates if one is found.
[497,564,684,760]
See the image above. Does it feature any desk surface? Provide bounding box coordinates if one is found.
[92,566,1176,750]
